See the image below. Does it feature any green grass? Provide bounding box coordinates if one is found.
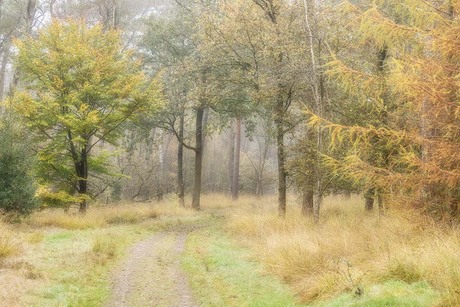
[313,280,439,307]
[20,221,159,306]
[19,215,206,306]
[182,225,304,307]
[182,225,440,307]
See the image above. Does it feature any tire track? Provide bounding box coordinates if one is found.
[107,225,198,307]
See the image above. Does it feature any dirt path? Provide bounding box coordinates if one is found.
[107,225,198,307]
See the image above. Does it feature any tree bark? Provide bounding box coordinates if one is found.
[377,191,384,214]
[0,48,9,101]
[78,177,88,213]
[365,188,375,211]
[177,112,185,207]
[227,126,234,196]
[157,133,173,201]
[77,149,89,213]
[191,107,204,210]
[232,117,241,200]
[304,0,324,223]
[301,186,314,216]
[276,101,287,217]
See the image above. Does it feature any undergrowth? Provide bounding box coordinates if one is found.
[226,195,456,305]
[1,194,459,306]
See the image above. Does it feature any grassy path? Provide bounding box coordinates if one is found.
[107,224,198,307]
[105,215,303,307]
[181,222,304,307]
[0,205,307,306]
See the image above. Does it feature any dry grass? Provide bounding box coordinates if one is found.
[0,221,32,306]
[0,271,36,307]
[200,193,275,209]
[0,199,197,305]
[28,209,107,229]
[90,234,119,265]
[26,232,44,244]
[6,194,459,305]
[226,195,460,305]
[27,201,193,229]
[92,235,118,257]
[0,222,22,260]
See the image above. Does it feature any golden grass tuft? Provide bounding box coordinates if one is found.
[226,195,460,304]
[26,232,45,244]
[28,210,107,229]
[91,235,119,265]
[98,205,157,224]
[200,193,277,209]
[0,222,22,259]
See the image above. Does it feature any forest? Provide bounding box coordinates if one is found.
[1,0,460,306]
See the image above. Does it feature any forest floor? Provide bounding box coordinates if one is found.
[1,194,456,306]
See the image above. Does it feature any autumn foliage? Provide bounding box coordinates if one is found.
[315,1,460,217]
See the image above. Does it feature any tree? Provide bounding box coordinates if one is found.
[13,20,162,212]
[0,111,38,215]
[142,1,252,209]
[141,4,198,207]
[199,0,308,216]
[0,0,41,100]
[318,0,460,218]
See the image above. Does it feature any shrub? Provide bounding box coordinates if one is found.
[0,113,38,215]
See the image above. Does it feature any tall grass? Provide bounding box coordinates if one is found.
[27,201,193,229]
[226,195,460,305]
[0,222,22,260]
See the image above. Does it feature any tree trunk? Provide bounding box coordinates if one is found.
[191,107,204,210]
[157,133,173,201]
[8,0,37,96]
[301,187,314,216]
[78,177,88,213]
[276,101,287,217]
[202,107,209,149]
[177,112,185,207]
[313,181,322,223]
[313,49,324,224]
[77,151,89,214]
[232,117,241,200]
[377,191,384,214]
[304,0,324,223]
[26,0,37,33]
[0,48,10,101]
[365,188,375,211]
[227,126,234,196]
